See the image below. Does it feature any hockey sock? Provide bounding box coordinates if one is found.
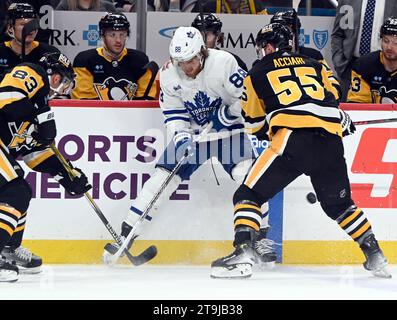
[234,200,262,233]
[0,205,21,252]
[6,212,27,248]
[337,206,372,245]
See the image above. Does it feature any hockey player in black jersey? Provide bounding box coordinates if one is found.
[0,3,59,79]
[191,13,248,71]
[211,23,390,279]
[270,9,341,100]
[348,17,397,103]
[72,13,158,100]
[0,52,91,282]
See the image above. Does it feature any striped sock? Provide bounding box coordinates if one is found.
[7,212,27,248]
[0,205,21,251]
[337,206,372,244]
[234,200,262,232]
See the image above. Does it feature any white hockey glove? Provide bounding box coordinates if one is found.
[340,110,356,137]
[173,131,194,161]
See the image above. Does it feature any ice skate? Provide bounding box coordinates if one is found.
[360,234,391,279]
[0,256,18,282]
[253,227,277,270]
[211,242,256,279]
[2,246,42,274]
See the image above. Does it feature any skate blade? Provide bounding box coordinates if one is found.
[18,266,42,274]
[372,267,392,279]
[210,264,252,279]
[0,271,18,282]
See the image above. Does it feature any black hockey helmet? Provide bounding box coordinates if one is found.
[271,9,301,33]
[380,17,397,38]
[39,52,75,81]
[99,13,130,36]
[256,23,293,52]
[7,2,38,24]
[191,13,223,33]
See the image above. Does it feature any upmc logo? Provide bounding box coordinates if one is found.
[351,128,397,208]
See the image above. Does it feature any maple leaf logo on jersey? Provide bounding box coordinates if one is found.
[184,91,222,125]
[94,77,138,100]
[8,122,37,151]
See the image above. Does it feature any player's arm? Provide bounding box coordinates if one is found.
[347,68,373,103]
[71,53,98,99]
[23,150,91,196]
[135,61,159,100]
[241,74,267,140]
[320,59,341,101]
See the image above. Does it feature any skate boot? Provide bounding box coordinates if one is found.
[253,227,277,270]
[2,246,42,274]
[211,242,256,279]
[103,222,135,264]
[360,234,391,278]
[0,257,18,282]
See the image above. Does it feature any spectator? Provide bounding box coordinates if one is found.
[0,1,12,43]
[348,17,397,104]
[72,13,158,100]
[197,0,268,14]
[56,0,117,12]
[191,13,248,70]
[331,0,397,101]
[0,2,59,79]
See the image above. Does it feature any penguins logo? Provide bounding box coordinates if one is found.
[8,122,37,151]
[94,77,138,100]
[379,86,397,104]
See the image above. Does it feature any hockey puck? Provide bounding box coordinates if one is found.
[306,192,317,204]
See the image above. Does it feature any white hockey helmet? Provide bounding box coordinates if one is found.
[169,26,205,63]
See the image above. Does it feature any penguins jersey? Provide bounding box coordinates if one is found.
[159,48,246,139]
[0,41,59,80]
[242,51,341,141]
[347,51,397,104]
[0,63,56,169]
[300,46,341,100]
[72,47,158,100]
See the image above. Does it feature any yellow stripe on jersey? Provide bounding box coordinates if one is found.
[245,128,292,188]
[347,70,373,103]
[241,75,266,134]
[338,207,361,228]
[268,113,342,139]
[97,47,127,63]
[23,148,55,169]
[71,67,97,99]
[0,65,45,100]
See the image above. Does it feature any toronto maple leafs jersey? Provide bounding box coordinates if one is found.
[159,48,246,140]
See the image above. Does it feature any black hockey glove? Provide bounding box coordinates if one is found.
[56,164,92,196]
[340,110,356,137]
[31,109,57,146]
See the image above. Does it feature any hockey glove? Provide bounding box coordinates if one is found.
[55,164,92,196]
[31,109,57,146]
[340,110,356,137]
[174,131,194,162]
[210,105,243,132]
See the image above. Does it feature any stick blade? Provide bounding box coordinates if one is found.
[128,245,158,266]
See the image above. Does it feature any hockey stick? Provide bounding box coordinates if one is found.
[50,143,157,266]
[107,122,214,265]
[21,19,39,61]
[353,118,397,126]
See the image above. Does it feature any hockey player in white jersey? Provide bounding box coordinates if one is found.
[103,26,276,266]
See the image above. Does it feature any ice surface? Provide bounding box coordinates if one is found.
[1,264,396,300]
